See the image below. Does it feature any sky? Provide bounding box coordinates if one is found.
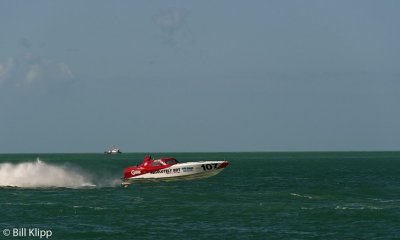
[0,0,399,153]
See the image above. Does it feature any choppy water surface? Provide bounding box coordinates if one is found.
[1,152,400,239]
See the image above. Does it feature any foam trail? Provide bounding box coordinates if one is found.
[0,158,95,188]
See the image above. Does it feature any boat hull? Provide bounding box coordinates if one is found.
[121,161,229,186]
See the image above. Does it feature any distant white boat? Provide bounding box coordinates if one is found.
[104,146,122,154]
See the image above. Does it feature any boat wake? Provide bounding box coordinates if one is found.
[0,158,100,189]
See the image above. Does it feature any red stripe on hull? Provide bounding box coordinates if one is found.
[218,161,229,169]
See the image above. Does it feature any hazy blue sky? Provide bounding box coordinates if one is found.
[1,1,399,153]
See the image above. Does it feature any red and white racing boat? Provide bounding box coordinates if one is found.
[121,156,229,187]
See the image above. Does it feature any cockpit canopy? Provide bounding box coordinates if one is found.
[140,156,179,167]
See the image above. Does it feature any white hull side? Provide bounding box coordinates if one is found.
[123,161,226,184]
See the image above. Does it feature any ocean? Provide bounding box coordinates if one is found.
[1,152,400,239]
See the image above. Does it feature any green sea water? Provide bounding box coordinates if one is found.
[1,152,400,239]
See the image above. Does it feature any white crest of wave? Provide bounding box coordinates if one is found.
[0,158,95,188]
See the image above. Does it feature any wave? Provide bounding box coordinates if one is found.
[335,205,383,210]
[290,193,313,199]
[0,158,99,188]
[370,198,400,203]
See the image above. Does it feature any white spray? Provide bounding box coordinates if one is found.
[0,158,96,188]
